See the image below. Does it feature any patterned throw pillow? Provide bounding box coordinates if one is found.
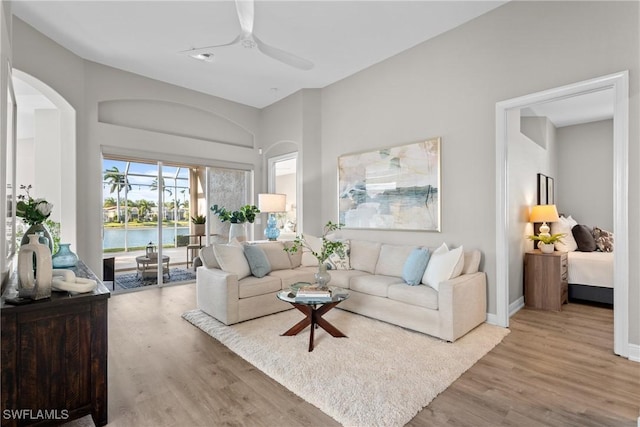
[326,240,350,270]
[592,227,614,252]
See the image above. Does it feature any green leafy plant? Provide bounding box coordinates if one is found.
[284,221,345,264]
[16,184,53,226]
[190,214,206,224]
[211,204,260,224]
[527,233,565,245]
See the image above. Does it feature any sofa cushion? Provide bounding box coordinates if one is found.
[388,283,438,310]
[461,250,481,275]
[268,268,316,288]
[243,244,272,278]
[350,240,382,274]
[402,248,431,285]
[323,269,369,289]
[238,275,282,299]
[327,240,350,270]
[375,244,418,277]
[199,245,219,269]
[421,243,464,291]
[300,234,323,266]
[350,274,404,297]
[258,242,292,270]
[213,243,251,279]
[283,241,302,267]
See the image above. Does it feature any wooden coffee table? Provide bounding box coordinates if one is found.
[277,289,349,352]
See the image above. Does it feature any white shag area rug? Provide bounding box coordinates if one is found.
[182,308,509,427]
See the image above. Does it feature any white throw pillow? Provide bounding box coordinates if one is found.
[212,243,251,279]
[421,243,464,291]
[551,215,578,252]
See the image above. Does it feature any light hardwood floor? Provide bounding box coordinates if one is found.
[104,283,639,427]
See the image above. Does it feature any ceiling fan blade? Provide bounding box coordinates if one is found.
[253,35,314,71]
[235,0,254,35]
[179,35,241,55]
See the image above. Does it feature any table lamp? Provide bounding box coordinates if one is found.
[258,193,287,241]
[529,204,560,238]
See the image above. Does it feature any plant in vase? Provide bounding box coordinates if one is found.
[211,204,260,242]
[284,221,346,288]
[528,233,565,253]
[191,214,206,236]
[16,184,54,251]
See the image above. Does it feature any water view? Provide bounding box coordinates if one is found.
[103,227,190,250]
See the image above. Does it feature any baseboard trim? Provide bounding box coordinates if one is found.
[628,343,640,363]
[485,312,500,326]
[509,297,524,317]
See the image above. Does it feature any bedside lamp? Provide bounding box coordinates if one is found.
[529,204,560,238]
[258,193,287,241]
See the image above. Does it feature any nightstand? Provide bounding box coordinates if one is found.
[524,250,568,311]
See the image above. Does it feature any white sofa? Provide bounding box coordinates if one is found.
[196,239,487,342]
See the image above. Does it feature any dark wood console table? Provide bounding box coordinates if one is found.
[1,261,110,427]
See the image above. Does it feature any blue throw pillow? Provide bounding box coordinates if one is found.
[402,248,430,286]
[243,245,272,278]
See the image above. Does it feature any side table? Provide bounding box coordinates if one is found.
[524,250,568,311]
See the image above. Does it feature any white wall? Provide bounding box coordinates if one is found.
[319,0,639,338]
[508,113,556,305]
[0,0,12,283]
[556,119,613,230]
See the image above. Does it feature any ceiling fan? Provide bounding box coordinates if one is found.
[182,0,314,71]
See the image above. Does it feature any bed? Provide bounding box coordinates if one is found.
[566,251,614,305]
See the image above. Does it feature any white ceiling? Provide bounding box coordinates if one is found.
[12,0,507,109]
[521,89,615,128]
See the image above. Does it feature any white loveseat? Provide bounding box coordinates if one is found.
[196,239,487,342]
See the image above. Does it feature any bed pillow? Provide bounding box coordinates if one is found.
[572,224,597,252]
[421,243,464,291]
[551,215,578,252]
[592,227,614,252]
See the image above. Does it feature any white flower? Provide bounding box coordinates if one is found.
[36,201,53,217]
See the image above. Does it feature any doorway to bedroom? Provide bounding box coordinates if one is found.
[496,71,629,358]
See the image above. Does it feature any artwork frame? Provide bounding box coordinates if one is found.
[537,173,554,205]
[338,137,441,232]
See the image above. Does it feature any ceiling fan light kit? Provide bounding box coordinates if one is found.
[181,0,313,70]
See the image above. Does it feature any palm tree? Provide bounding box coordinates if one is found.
[137,199,155,221]
[103,167,131,222]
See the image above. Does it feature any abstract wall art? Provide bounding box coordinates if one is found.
[338,137,441,231]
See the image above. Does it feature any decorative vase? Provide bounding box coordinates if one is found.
[194,223,205,236]
[17,234,53,300]
[539,243,555,254]
[21,223,53,252]
[52,243,78,268]
[315,263,331,289]
[229,223,247,243]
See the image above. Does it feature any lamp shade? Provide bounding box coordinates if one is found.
[529,204,560,223]
[258,193,286,213]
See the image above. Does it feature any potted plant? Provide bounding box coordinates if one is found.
[528,233,565,253]
[191,214,206,236]
[284,221,346,287]
[211,204,260,242]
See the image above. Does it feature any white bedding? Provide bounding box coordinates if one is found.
[567,251,614,288]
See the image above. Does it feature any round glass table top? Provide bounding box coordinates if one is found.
[277,285,349,305]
